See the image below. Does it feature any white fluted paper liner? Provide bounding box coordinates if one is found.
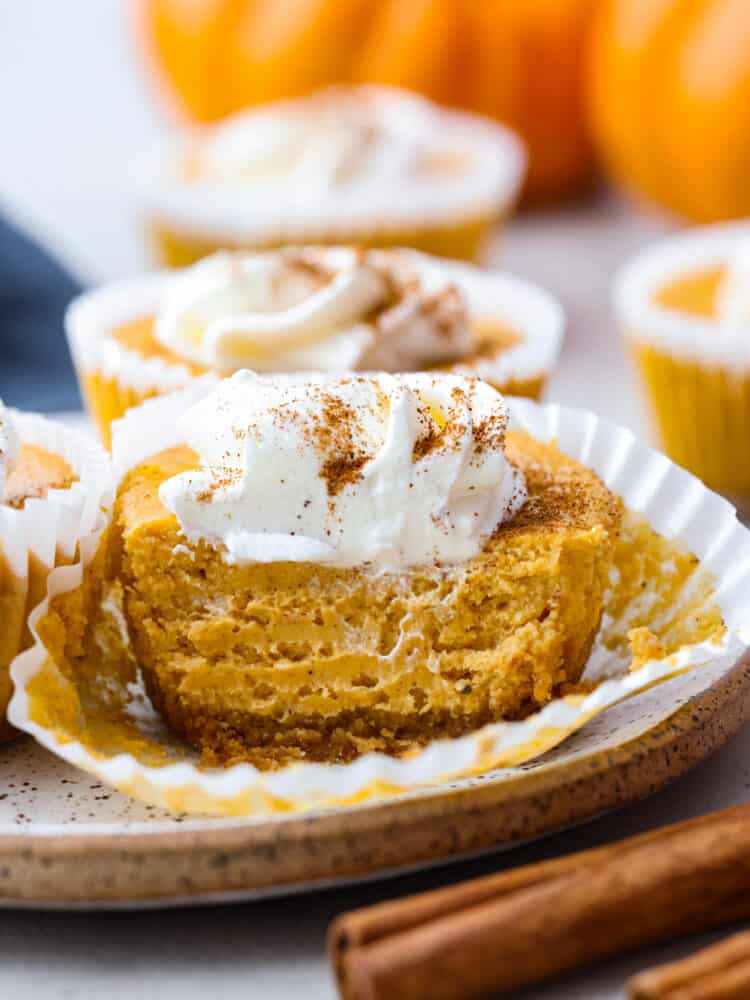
[136,87,526,244]
[65,272,209,395]
[8,392,750,817]
[0,411,113,578]
[65,255,563,395]
[110,375,216,482]
[614,220,750,368]
[1,411,113,730]
[431,257,563,385]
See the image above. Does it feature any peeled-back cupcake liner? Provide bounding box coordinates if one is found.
[65,256,563,397]
[8,391,750,817]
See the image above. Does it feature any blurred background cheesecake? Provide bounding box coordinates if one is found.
[66,247,563,446]
[140,86,525,266]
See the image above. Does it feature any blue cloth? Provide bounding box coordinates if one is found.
[0,214,82,412]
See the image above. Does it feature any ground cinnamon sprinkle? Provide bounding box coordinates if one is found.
[412,424,443,461]
[369,257,468,349]
[190,368,511,505]
[276,249,335,292]
[474,413,508,454]
[419,286,466,339]
[370,266,416,326]
[196,470,236,503]
[320,452,370,496]
[313,390,373,496]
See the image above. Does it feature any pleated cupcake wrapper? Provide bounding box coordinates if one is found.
[141,175,519,250]
[615,222,750,500]
[428,258,563,385]
[110,376,217,482]
[8,393,750,816]
[136,91,526,247]
[0,411,113,579]
[148,215,502,271]
[65,273,204,395]
[628,344,750,505]
[65,257,563,396]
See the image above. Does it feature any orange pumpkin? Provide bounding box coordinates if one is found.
[134,0,599,202]
[589,0,750,222]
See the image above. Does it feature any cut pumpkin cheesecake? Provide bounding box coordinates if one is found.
[108,371,622,767]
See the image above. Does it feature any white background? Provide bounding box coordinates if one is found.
[1,3,749,998]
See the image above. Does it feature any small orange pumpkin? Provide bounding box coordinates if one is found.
[589,0,750,222]
[134,0,599,202]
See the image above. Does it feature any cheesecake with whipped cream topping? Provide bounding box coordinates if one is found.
[616,224,750,508]
[0,403,79,739]
[140,85,525,267]
[111,372,621,766]
[67,247,564,448]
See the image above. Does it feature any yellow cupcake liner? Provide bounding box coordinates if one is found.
[616,222,750,508]
[149,215,500,268]
[630,341,750,506]
[8,394,749,817]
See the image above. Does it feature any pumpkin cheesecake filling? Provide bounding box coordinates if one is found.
[102,371,622,766]
[4,445,76,509]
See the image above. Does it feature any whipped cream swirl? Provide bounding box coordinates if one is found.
[0,402,20,503]
[194,87,471,193]
[716,239,750,328]
[155,248,472,373]
[159,370,526,570]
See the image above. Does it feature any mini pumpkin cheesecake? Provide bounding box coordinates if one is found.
[109,371,621,766]
[0,403,111,740]
[616,224,750,510]
[67,247,564,448]
[140,85,525,266]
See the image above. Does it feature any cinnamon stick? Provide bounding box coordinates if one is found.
[628,929,750,999]
[329,803,750,1000]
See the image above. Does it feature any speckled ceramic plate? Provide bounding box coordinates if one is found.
[1,652,747,909]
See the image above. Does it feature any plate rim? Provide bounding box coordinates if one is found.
[1,653,748,907]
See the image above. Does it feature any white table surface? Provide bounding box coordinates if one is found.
[1,3,749,998]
